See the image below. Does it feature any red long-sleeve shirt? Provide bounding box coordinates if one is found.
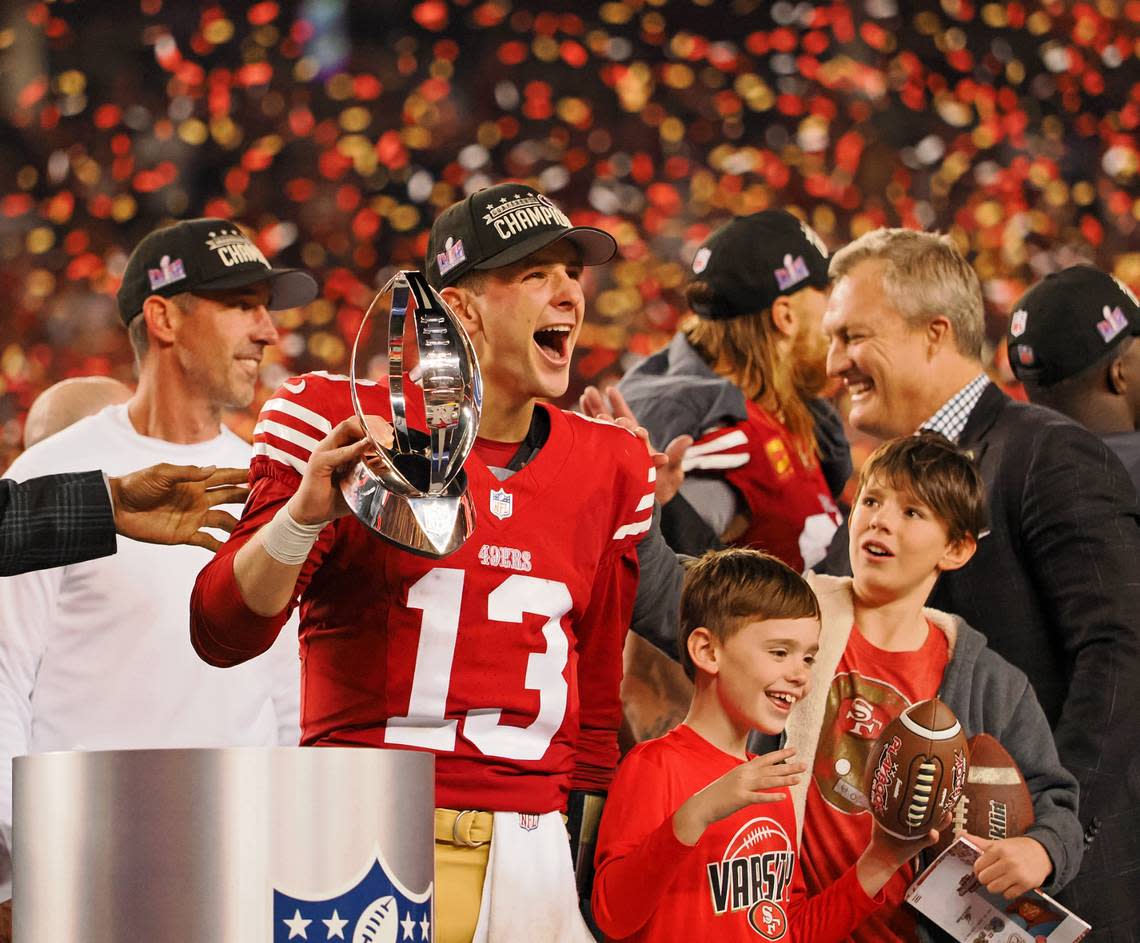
[593,724,883,941]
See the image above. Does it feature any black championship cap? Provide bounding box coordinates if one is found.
[689,209,831,320]
[1007,265,1140,386]
[116,218,319,326]
[426,183,616,289]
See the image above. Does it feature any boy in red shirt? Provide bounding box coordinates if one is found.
[592,549,941,942]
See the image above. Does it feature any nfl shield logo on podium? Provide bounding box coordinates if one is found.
[274,851,433,941]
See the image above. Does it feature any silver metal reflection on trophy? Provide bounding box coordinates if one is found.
[340,270,481,557]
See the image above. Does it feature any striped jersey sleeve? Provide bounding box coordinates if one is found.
[251,372,387,482]
[682,427,750,473]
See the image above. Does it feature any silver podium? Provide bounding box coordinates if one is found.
[13,746,434,941]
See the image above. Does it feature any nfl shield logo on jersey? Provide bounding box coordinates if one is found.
[274,852,433,942]
[490,488,513,520]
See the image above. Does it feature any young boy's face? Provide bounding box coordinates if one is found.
[712,616,820,736]
[849,472,970,599]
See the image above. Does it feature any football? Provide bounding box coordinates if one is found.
[864,698,970,840]
[353,895,399,943]
[932,733,1035,855]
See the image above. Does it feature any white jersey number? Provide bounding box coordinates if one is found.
[384,569,573,761]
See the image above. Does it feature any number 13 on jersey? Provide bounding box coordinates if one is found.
[384,568,573,761]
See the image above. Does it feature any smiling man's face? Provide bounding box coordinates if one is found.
[173,282,278,410]
[822,259,939,439]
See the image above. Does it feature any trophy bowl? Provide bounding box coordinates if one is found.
[340,270,481,557]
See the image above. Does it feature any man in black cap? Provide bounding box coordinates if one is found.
[0,217,319,899]
[1007,265,1140,494]
[191,185,676,941]
[615,209,850,570]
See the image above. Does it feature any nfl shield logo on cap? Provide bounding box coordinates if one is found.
[1010,309,1028,338]
[490,488,513,520]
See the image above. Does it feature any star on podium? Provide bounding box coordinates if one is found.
[323,909,348,939]
[283,909,311,939]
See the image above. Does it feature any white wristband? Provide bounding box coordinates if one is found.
[260,505,326,565]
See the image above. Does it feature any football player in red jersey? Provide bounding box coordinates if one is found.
[616,210,849,570]
[190,184,678,942]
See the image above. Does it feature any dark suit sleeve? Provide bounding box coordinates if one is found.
[807,397,853,501]
[0,472,117,576]
[1018,425,1140,836]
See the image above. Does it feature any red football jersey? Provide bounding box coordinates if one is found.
[686,401,841,571]
[190,372,653,813]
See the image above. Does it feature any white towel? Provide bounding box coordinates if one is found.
[471,811,594,942]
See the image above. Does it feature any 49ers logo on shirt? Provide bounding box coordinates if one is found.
[706,817,794,939]
[477,543,532,572]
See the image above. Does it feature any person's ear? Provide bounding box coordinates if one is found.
[687,626,720,676]
[1107,355,1127,396]
[141,295,180,347]
[770,295,796,339]
[925,315,953,357]
[440,286,482,341]
[937,534,977,573]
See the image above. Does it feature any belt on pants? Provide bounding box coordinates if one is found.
[435,808,494,847]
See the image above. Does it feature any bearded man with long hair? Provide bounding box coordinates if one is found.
[619,210,849,571]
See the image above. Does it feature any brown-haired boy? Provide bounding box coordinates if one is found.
[592,549,940,942]
[788,432,1083,943]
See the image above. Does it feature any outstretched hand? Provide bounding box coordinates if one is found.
[109,463,250,552]
[673,748,806,846]
[579,385,691,505]
[286,415,394,526]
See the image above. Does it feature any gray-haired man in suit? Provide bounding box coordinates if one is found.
[819,228,1140,942]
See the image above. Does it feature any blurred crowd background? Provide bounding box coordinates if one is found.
[0,0,1136,473]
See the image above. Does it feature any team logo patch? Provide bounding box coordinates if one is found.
[1014,344,1035,367]
[518,813,540,832]
[273,851,432,942]
[748,901,788,940]
[774,253,810,291]
[764,437,793,481]
[147,254,186,289]
[692,246,711,274]
[1097,304,1128,343]
[1009,308,1027,337]
[436,236,465,276]
[489,488,513,520]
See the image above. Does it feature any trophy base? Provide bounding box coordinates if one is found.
[340,461,477,558]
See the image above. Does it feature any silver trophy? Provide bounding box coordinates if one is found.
[340,270,481,557]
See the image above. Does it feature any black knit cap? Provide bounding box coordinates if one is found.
[689,210,831,320]
[1007,265,1140,386]
[116,218,318,326]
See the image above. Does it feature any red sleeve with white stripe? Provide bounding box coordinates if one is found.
[682,426,751,475]
[190,373,371,667]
